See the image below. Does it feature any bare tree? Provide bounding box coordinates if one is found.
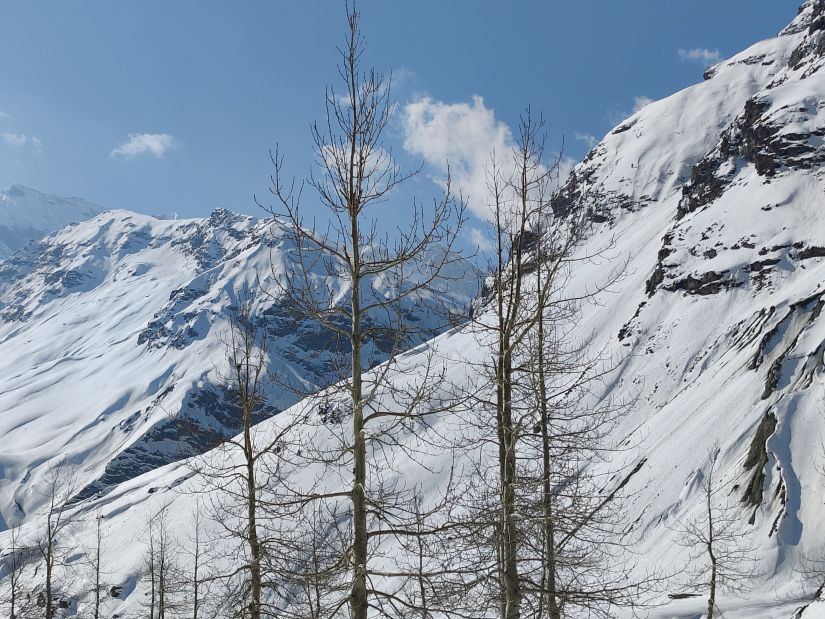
[34,460,77,619]
[192,290,278,619]
[87,511,107,619]
[186,503,205,619]
[258,4,468,618]
[187,286,329,619]
[226,294,266,619]
[1,518,30,619]
[442,108,651,619]
[452,109,571,619]
[675,448,757,618]
[144,504,184,619]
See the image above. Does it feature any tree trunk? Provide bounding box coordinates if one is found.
[537,304,561,619]
[192,531,200,619]
[45,537,53,619]
[350,208,368,619]
[706,561,716,619]
[706,477,716,619]
[245,398,262,619]
[501,353,520,619]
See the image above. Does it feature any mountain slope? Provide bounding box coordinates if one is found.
[0,184,107,259]
[0,208,477,527]
[3,2,825,617]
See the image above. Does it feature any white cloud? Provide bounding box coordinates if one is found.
[0,109,11,121]
[678,48,722,66]
[633,96,654,113]
[110,133,179,159]
[574,132,598,149]
[2,132,28,147]
[403,96,512,218]
[403,95,572,220]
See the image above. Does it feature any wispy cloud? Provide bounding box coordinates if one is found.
[391,66,417,91]
[575,132,598,149]
[0,109,11,121]
[111,133,179,159]
[2,132,28,147]
[1,131,42,152]
[633,96,654,113]
[678,48,722,66]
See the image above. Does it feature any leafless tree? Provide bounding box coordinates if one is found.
[451,110,573,619]
[33,460,77,619]
[144,504,185,619]
[441,108,651,619]
[256,4,469,618]
[675,448,757,619]
[191,290,286,619]
[1,518,31,619]
[83,510,108,619]
[185,503,206,619]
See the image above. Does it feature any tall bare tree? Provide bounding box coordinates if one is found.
[259,4,468,618]
[193,290,283,618]
[186,503,206,619]
[453,109,567,619]
[144,504,184,619]
[444,108,650,619]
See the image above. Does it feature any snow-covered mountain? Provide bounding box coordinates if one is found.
[0,207,478,526]
[3,1,825,617]
[0,184,107,260]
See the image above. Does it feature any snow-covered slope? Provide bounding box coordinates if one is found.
[4,2,825,617]
[0,184,107,260]
[0,207,477,528]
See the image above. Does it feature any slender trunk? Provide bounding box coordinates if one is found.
[501,354,520,619]
[347,25,368,612]
[245,401,262,619]
[705,482,717,619]
[538,345,560,619]
[706,561,716,619]
[535,258,561,619]
[192,526,200,619]
[493,198,521,619]
[149,531,156,619]
[415,500,430,618]
[706,480,716,619]
[350,218,368,619]
[45,528,53,619]
[10,526,18,619]
[94,517,101,619]
[159,553,165,619]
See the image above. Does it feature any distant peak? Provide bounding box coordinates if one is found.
[4,183,40,197]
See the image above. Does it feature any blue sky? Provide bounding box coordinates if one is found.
[0,1,794,225]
